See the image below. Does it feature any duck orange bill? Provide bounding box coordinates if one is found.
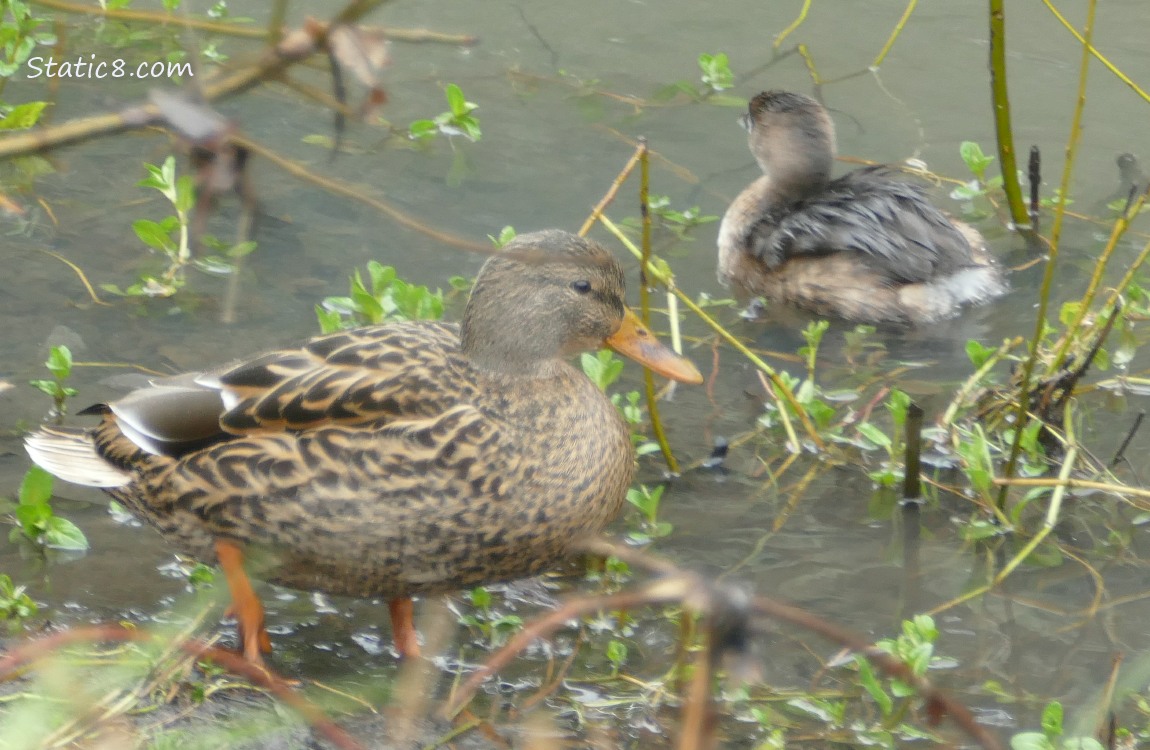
[605,308,704,384]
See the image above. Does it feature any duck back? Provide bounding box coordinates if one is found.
[751,166,975,285]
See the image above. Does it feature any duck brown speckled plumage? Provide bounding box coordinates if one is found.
[25,229,703,663]
[717,90,1006,325]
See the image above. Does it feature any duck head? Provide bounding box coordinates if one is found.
[460,230,702,384]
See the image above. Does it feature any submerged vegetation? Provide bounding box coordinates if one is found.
[2,0,1150,748]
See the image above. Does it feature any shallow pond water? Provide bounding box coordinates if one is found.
[3,0,1150,746]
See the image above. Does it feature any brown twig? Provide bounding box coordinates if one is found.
[446,538,1005,750]
[0,1,389,160]
[233,134,488,253]
[30,0,478,45]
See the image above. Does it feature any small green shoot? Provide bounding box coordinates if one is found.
[654,52,743,105]
[409,83,481,142]
[1010,701,1104,750]
[29,344,78,416]
[317,261,444,332]
[797,320,829,400]
[458,586,523,648]
[186,562,216,589]
[626,484,671,543]
[102,157,196,298]
[581,350,625,392]
[858,615,947,724]
[698,52,734,92]
[9,466,89,551]
[959,141,995,182]
[622,196,718,239]
[0,574,37,631]
[0,1,57,83]
[956,424,998,514]
[0,101,47,130]
[605,639,627,676]
[489,225,516,247]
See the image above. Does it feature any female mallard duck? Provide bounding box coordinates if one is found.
[717,90,1006,325]
[25,230,703,663]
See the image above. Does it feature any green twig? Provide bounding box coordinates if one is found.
[636,139,680,474]
[996,0,1096,510]
[1040,0,1150,104]
[1048,190,1148,374]
[1101,230,1150,316]
[773,0,812,49]
[988,0,1030,228]
[871,0,917,68]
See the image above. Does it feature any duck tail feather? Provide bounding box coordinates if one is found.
[24,427,131,488]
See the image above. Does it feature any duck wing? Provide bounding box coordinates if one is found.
[102,322,473,458]
[750,166,975,285]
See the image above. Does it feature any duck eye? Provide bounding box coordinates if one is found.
[571,280,592,294]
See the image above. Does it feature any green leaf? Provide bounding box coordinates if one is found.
[366,261,396,294]
[133,219,176,252]
[0,101,47,130]
[45,345,73,380]
[956,425,993,496]
[959,141,994,178]
[886,388,910,428]
[855,656,893,714]
[174,174,197,214]
[959,518,1004,542]
[445,83,467,115]
[606,639,627,667]
[43,516,89,550]
[459,117,482,142]
[965,339,995,369]
[408,119,437,140]
[18,466,53,506]
[226,241,258,259]
[1011,732,1056,750]
[315,305,343,334]
[581,350,624,391]
[1040,698,1064,733]
[15,502,50,535]
[856,422,892,450]
[29,378,60,399]
[469,586,492,609]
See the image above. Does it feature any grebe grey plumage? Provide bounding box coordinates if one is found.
[717,90,1005,325]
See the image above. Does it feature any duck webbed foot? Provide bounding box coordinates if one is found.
[215,538,273,664]
[388,597,421,659]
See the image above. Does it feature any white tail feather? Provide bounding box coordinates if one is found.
[24,429,130,488]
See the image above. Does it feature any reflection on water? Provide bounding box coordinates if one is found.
[3,0,1150,744]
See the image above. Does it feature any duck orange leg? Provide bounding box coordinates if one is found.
[388,597,420,658]
[215,539,273,663]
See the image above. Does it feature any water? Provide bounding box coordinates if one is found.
[2,0,1150,745]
